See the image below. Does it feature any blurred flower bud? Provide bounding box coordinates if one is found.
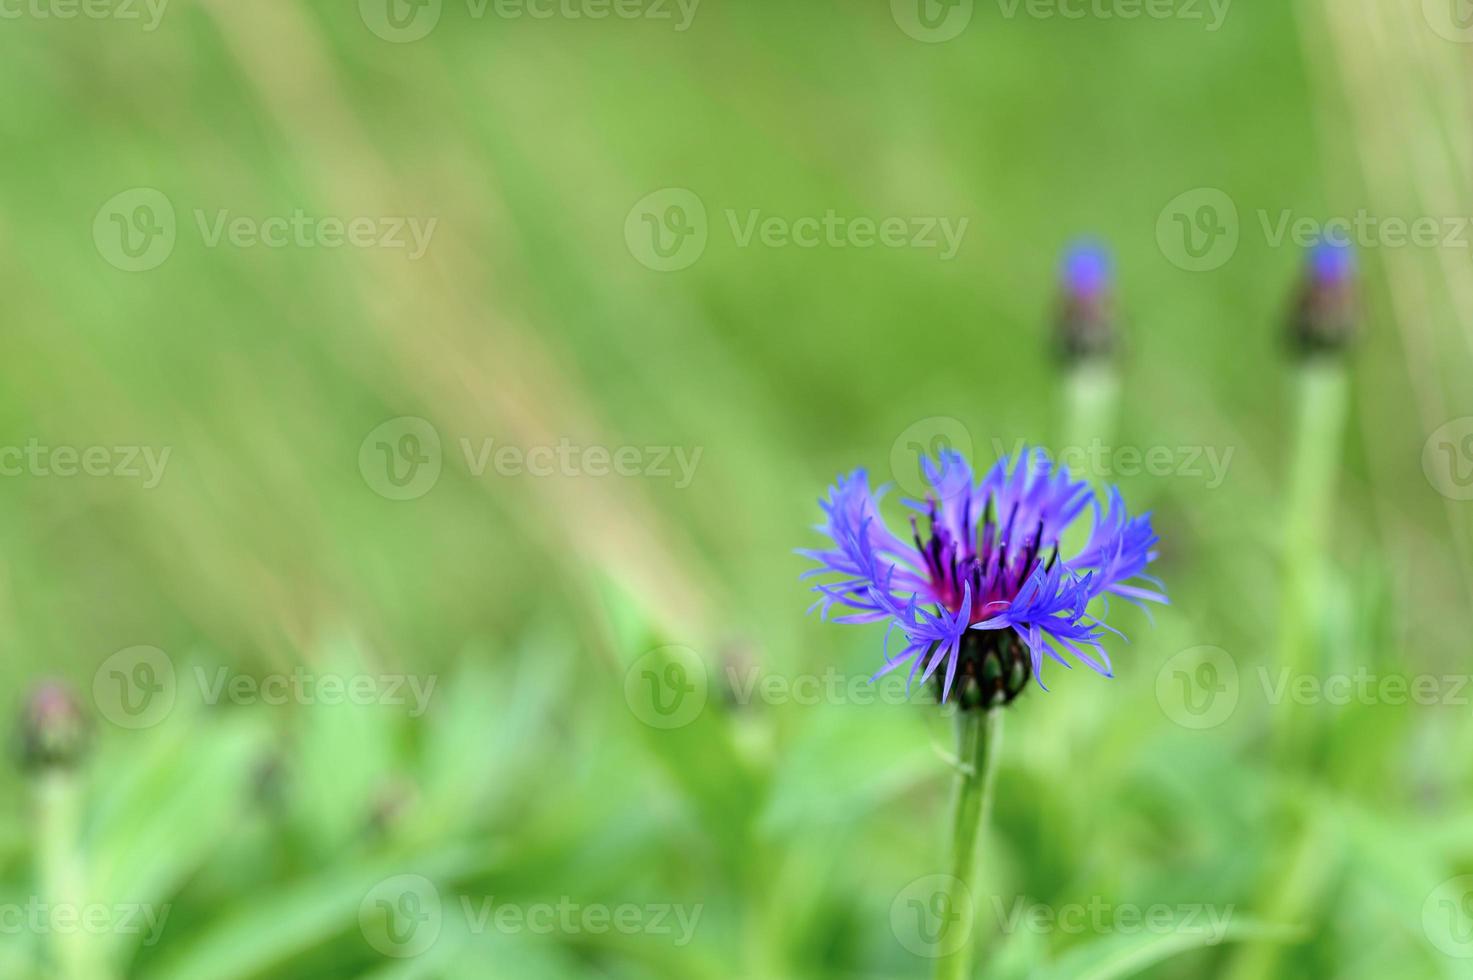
[1289,239,1357,357]
[717,638,759,711]
[15,681,89,773]
[1054,240,1117,364]
[367,779,419,838]
[252,752,288,812]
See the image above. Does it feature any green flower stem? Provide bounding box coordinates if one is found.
[1275,359,1349,758]
[37,769,97,980]
[1228,360,1349,980]
[934,707,1003,980]
[1059,362,1120,560]
[1062,362,1121,462]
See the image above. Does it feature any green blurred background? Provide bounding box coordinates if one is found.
[2,0,1473,976]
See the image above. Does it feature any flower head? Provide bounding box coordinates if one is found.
[1289,238,1357,357]
[802,447,1164,709]
[1055,240,1117,363]
[15,681,89,772]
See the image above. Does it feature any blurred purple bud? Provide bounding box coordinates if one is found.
[15,681,89,773]
[1055,239,1118,363]
[1290,239,1358,357]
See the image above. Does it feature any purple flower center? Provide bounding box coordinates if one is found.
[912,498,1053,627]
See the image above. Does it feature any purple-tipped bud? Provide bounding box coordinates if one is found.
[1054,240,1117,363]
[15,682,89,773]
[1289,239,1357,357]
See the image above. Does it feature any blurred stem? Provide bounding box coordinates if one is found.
[1276,359,1349,759]
[1057,362,1120,562]
[1229,361,1348,980]
[37,769,97,980]
[934,707,1002,980]
[1062,363,1120,464]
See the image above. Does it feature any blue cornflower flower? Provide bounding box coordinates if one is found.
[1290,238,1357,356]
[1055,240,1117,363]
[801,447,1165,708]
